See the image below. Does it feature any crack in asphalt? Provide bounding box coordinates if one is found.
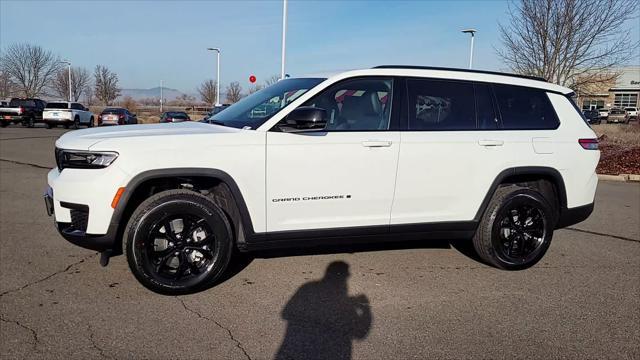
[87,325,114,359]
[0,158,50,170]
[178,298,252,360]
[565,227,639,243]
[0,314,39,350]
[0,253,97,298]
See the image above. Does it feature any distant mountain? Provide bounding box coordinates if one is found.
[118,87,185,101]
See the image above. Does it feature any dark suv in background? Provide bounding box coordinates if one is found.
[98,108,137,126]
[582,109,601,125]
[160,111,191,123]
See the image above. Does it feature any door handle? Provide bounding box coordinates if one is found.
[362,140,392,147]
[478,139,504,147]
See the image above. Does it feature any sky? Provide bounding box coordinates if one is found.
[1,0,638,93]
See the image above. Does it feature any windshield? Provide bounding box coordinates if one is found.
[46,102,69,109]
[211,78,325,129]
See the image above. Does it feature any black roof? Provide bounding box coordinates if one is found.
[372,65,547,82]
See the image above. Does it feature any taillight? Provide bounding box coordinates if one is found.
[17,106,23,115]
[118,114,125,119]
[579,138,599,150]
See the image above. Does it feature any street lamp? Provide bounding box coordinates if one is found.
[61,60,72,102]
[160,79,163,112]
[461,29,477,69]
[207,47,221,106]
[281,0,288,80]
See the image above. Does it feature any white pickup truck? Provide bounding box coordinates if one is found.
[43,101,94,129]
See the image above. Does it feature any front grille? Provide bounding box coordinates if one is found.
[70,208,89,232]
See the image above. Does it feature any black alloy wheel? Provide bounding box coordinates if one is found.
[492,203,547,265]
[473,185,555,270]
[124,189,233,294]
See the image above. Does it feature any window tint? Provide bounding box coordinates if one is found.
[46,102,69,109]
[71,103,83,110]
[493,84,559,130]
[302,78,392,131]
[475,83,498,130]
[407,79,475,130]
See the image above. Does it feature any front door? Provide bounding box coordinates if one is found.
[266,77,400,232]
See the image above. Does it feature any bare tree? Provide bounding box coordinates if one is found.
[0,43,61,97]
[248,84,264,94]
[226,81,243,103]
[498,0,639,93]
[197,79,217,105]
[0,70,16,98]
[120,96,138,113]
[94,65,120,105]
[52,66,91,101]
[265,75,280,87]
[83,84,95,106]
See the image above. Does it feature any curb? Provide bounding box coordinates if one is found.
[597,174,640,182]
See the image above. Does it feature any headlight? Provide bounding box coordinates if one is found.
[55,149,118,170]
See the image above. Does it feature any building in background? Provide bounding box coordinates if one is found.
[579,67,640,110]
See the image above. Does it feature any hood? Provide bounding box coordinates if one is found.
[56,122,240,150]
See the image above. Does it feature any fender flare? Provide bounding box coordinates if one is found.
[473,166,568,222]
[112,168,257,242]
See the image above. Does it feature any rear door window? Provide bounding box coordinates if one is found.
[493,84,559,130]
[46,102,69,109]
[406,79,476,130]
[475,83,498,130]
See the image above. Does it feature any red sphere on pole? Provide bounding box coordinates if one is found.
[249,75,257,83]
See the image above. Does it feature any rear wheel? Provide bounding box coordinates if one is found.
[73,116,80,129]
[472,185,555,270]
[89,117,94,127]
[124,189,234,294]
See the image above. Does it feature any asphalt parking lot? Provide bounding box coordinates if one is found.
[0,126,639,359]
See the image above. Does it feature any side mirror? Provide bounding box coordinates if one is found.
[281,106,327,132]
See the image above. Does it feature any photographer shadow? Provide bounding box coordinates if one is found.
[275,261,371,360]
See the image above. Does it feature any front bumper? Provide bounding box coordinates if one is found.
[47,165,129,252]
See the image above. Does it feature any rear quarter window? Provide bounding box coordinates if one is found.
[493,84,559,130]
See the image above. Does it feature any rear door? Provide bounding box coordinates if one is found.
[391,78,506,224]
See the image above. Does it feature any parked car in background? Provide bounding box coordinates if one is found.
[582,109,601,125]
[0,98,46,127]
[0,100,8,107]
[607,108,627,124]
[597,108,609,121]
[624,107,638,121]
[98,108,137,126]
[201,104,230,122]
[43,101,94,129]
[159,111,191,123]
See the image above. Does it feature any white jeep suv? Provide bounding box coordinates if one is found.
[45,66,599,294]
[43,101,94,129]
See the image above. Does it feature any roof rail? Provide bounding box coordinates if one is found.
[372,65,547,82]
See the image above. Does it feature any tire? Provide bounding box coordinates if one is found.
[0,122,7,128]
[73,117,80,129]
[22,117,34,128]
[89,117,94,127]
[123,189,234,294]
[472,185,555,270]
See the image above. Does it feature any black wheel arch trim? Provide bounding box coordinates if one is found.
[112,168,258,246]
[473,166,568,223]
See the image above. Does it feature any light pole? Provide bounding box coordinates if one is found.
[280,0,287,80]
[160,79,163,112]
[461,29,477,69]
[207,47,221,106]
[61,60,72,101]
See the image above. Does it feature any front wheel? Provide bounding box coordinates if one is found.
[89,117,94,127]
[123,189,234,294]
[73,117,80,129]
[472,185,555,270]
